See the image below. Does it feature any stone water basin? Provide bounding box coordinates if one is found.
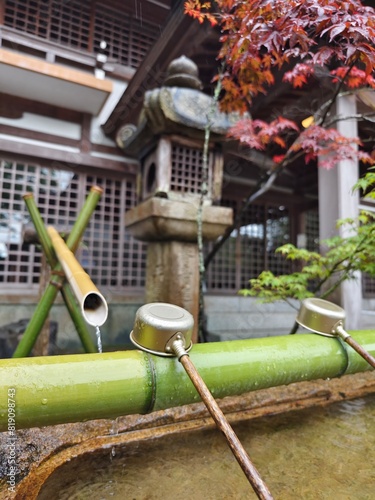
[6,372,375,499]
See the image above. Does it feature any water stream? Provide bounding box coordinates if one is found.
[95,326,102,354]
[37,394,375,499]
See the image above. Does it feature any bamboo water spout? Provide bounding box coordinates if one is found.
[47,226,108,327]
[13,186,103,357]
[22,193,97,353]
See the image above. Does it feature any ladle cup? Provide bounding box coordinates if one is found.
[296,298,375,369]
[130,302,273,500]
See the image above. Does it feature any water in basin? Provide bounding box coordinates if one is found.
[37,395,375,499]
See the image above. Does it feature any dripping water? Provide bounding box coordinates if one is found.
[95,325,102,353]
[110,418,119,460]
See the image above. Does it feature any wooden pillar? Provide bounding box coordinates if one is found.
[0,1,5,26]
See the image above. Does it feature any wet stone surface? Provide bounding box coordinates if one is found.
[1,372,375,499]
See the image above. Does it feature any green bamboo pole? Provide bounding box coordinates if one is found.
[13,186,103,358]
[22,194,97,353]
[1,331,374,431]
[23,194,57,266]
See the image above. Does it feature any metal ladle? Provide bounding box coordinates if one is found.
[296,298,375,369]
[130,302,273,500]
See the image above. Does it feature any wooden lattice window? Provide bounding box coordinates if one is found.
[3,0,160,69]
[4,0,91,49]
[171,144,211,195]
[0,159,146,292]
[93,5,159,68]
[265,205,291,278]
[0,161,41,285]
[205,199,237,291]
[363,274,375,296]
[305,209,319,252]
[205,200,291,293]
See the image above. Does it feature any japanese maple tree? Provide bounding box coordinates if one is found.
[185,0,375,267]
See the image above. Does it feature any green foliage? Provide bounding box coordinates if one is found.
[240,169,375,305]
[242,269,315,303]
[352,166,375,199]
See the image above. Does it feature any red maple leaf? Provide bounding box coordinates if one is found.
[291,125,372,169]
[331,66,375,89]
[283,64,315,88]
[186,0,375,109]
[184,1,217,26]
[229,117,299,150]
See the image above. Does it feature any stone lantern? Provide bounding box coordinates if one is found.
[117,56,234,341]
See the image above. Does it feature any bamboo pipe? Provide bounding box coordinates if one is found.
[1,331,374,431]
[22,194,96,353]
[47,226,108,327]
[13,187,103,357]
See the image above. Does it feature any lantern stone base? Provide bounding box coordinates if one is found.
[125,197,233,341]
[125,197,233,242]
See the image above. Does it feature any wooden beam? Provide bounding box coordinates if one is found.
[0,138,138,177]
[0,93,83,122]
[0,124,80,148]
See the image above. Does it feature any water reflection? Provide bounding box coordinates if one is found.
[38,395,375,500]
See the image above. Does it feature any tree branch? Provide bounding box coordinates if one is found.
[205,63,364,269]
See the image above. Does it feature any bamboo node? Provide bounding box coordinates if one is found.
[49,280,63,289]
